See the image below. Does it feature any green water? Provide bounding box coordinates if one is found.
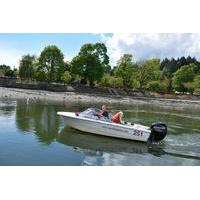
[0,99,200,165]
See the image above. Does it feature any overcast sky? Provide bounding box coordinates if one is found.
[1,33,200,68]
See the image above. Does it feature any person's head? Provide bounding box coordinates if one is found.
[119,111,123,116]
[102,105,107,111]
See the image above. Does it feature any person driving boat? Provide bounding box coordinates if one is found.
[98,105,109,119]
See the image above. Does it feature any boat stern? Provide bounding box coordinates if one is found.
[148,122,167,143]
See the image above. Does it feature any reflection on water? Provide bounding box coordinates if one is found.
[0,100,16,116]
[15,100,61,144]
[58,127,200,165]
[0,99,200,165]
[58,126,150,154]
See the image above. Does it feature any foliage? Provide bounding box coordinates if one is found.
[147,81,167,93]
[18,55,36,80]
[109,77,123,88]
[0,64,17,78]
[135,58,160,90]
[194,88,200,95]
[4,40,200,95]
[160,56,200,92]
[183,82,195,94]
[132,78,140,89]
[160,58,178,92]
[71,43,109,86]
[114,54,136,89]
[61,71,72,84]
[101,74,123,88]
[94,43,110,73]
[172,64,197,92]
[192,75,200,95]
[38,45,65,82]
[194,75,200,88]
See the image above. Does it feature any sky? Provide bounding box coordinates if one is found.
[1,33,200,68]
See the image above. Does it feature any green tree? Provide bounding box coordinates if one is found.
[160,58,178,92]
[172,64,197,92]
[0,64,17,78]
[114,54,136,89]
[71,43,109,86]
[94,43,110,73]
[136,58,160,90]
[19,54,36,80]
[38,45,65,82]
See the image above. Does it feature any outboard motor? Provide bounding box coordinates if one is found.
[148,122,167,143]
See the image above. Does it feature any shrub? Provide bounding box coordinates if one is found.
[101,74,110,87]
[147,81,167,93]
[183,82,195,94]
[61,71,72,84]
[194,88,200,95]
[101,74,123,88]
[109,76,123,88]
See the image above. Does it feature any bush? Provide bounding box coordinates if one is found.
[172,64,196,92]
[101,74,123,88]
[194,88,200,95]
[183,82,195,94]
[109,77,123,88]
[35,71,46,81]
[61,71,72,84]
[147,81,167,93]
[132,78,140,89]
[101,74,110,87]
[194,75,200,88]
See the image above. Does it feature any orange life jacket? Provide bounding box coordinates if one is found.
[112,112,121,123]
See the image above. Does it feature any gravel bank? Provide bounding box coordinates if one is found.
[1,87,200,108]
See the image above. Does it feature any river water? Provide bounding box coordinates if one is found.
[0,98,200,165]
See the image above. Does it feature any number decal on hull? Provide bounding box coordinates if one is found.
[133,130,143,137]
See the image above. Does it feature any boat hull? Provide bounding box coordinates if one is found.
[57,112,151,142]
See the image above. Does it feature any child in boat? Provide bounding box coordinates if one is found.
[111,111,124,124]
[98,105,109,119]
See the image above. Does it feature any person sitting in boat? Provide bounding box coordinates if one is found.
[111,111,124,124]
[98,105,109,119]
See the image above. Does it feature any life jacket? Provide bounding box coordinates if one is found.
[99,110,109,118]
[112,112,121,123]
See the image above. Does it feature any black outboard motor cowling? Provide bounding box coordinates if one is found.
[148,122,167,143]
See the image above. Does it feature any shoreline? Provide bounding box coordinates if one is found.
[1,87,200,107]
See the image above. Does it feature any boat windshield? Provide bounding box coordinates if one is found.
[79,108,110,122]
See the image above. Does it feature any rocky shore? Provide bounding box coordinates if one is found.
[1,87,200,108]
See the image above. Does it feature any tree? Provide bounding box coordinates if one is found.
[38,45,65,82]
[177,57,187,68]
[94,43,111,73]
[0,64,17,78]
[160,58,178,92]
[19,55,36,80]
[70,43,109,86]
[136,58,160,90]
[172,64,197,92]
[114,54,136,89]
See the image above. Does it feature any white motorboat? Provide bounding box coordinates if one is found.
[57,108,167,143]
